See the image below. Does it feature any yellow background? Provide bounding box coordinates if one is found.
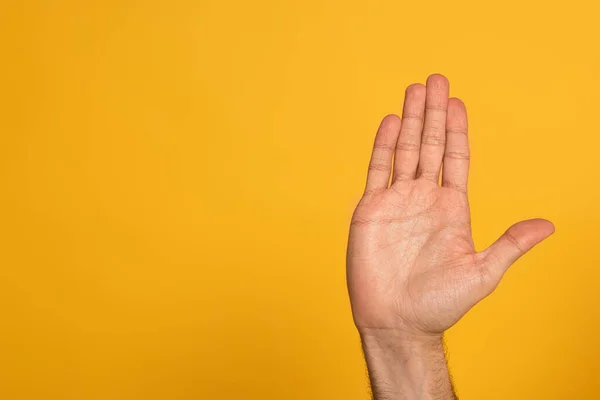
[1,1,598,399]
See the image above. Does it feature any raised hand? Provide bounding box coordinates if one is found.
[346,74,554,399]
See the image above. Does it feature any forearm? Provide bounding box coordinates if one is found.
[360,329,457,400]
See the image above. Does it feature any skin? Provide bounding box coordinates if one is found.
[346,74,555,399]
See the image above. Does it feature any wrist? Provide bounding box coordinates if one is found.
[358,327,444,353]
[359,328,454,400]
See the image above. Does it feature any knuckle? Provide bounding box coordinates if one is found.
[368,161,389,172]
[418,169,439,181]
[393,172,414,181]
[425,105,448,113]
[396,141,420,152]
[446,127,468,136]
[373,143,395,153]
[473,262,494,288]
[421,133,446,147]
[442,180,468,193]
[505,230,525,253]
[362,188,383,198]
[401,114,424,124]
[350,216,377,227]
[444,151,470,160]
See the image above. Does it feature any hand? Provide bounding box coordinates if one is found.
[346,74,554,337]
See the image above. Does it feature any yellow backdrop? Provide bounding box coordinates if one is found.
[1,1,599,399]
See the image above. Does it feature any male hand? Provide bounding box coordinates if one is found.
[346,74,554,399]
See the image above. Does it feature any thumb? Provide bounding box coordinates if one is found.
[478,218,555,282]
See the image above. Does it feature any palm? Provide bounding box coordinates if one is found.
[349,180,477,333]
[347,75,554,335]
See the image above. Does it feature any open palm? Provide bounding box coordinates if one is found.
[347,74,554,336]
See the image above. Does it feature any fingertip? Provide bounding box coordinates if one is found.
[448,97,465,109]
[524,217,555,230]
[405,83,426,97]
[535,218,555,236]
[378,114,402,136]
[426,73,449,88]
[509,218,555,250]
[381,113,401,126]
